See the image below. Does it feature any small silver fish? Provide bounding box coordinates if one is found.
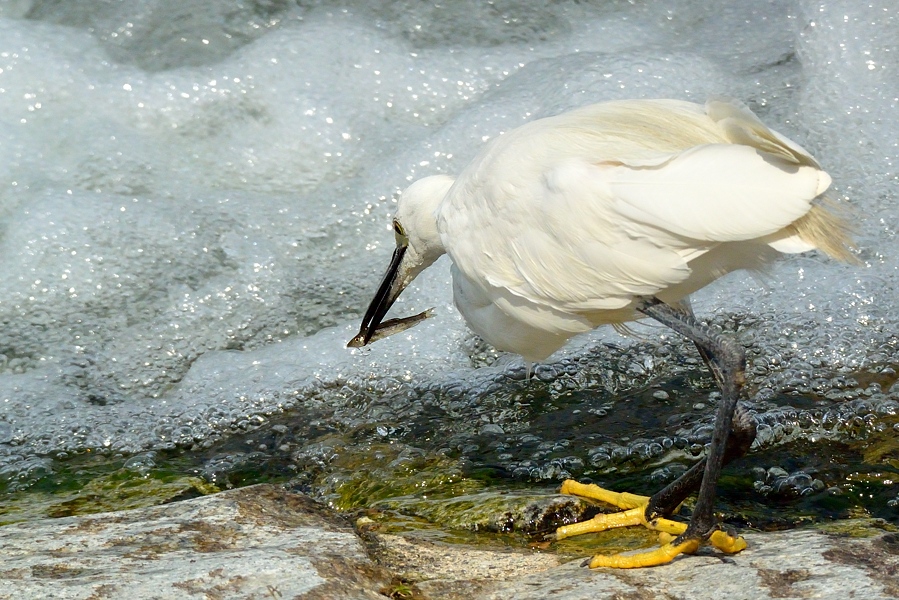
[346,308,435,348]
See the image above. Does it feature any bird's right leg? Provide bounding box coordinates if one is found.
[554,297,757,567]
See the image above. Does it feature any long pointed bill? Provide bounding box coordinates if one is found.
[353,244,408,345]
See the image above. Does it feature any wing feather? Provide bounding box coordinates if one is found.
[600,144,830,242]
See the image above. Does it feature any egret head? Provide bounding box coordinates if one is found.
[352,175,454,346]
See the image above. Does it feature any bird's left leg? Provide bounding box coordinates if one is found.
[554,297,752,567]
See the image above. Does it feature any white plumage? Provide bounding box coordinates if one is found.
[355,98,851,362]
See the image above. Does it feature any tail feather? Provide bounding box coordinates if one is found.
[790,198,858,263]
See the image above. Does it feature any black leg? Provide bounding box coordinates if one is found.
[637,297,756,538]
[644,403,756,521]
[553,296,757,566]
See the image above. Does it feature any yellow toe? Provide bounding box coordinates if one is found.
[554,507,645,541]
[560,479,648,510]
[709,529,747,554]
[588,538,702,569]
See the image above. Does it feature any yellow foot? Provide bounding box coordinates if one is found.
[588,538,700,569]
[555,479,746,568]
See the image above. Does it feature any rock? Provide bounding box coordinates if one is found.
[400,528,899,600]
[0,485,393,599]
[366,521,899,600]
[1,484,897,599]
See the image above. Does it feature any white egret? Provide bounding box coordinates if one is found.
[351,98,853,568]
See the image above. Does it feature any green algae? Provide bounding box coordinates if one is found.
[814,518,898,538]
[328,444,487,511]
[0,462,218,525]
[355,486,661,559]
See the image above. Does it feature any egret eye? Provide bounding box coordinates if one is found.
[393,219,407,239]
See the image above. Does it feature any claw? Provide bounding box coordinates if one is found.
[556,479,746,568]
[709,529,747,554]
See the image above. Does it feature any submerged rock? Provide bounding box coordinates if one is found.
[1,484,897,599]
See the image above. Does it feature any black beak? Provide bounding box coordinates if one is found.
[355,244,408,345]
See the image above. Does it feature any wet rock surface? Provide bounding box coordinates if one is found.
[2,484,897,600]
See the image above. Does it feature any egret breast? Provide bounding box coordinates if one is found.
[451,264,593,361]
